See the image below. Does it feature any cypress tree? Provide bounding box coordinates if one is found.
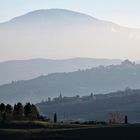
[5,104,13,121]
[0,103,5,112]
[54,113,57,123]
[24,103,32,120]
[30,104,40,120]
[14,102,24,120]
[125,115,128,124]
[0,103,6,122]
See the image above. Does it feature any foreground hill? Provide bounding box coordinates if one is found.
[0,123,140,140]
[0,60,140,103]
[37,88,140,123]
[0,58,120,85]
[0,9,140,61]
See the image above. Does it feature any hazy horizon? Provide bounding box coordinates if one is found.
[0,1,140,61]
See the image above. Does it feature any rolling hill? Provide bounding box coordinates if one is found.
[0,60,140,104]
[0,58,121,85]
[37,88,140,123]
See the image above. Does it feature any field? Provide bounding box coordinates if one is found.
[0,121,140,140]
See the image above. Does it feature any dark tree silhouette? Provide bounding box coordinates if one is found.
[0,102,41,122]
[24,103,32,119]
[0,103,5,112]
[54,113,57,123]
[30,104,40,120]
[24,103,40,120]
[14,102,24,120]
[5,104,13,113]
[4,104,13,121]
[0,103,6,122]
[125,115,128,124]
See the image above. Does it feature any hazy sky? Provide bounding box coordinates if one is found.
[0,0,140,28]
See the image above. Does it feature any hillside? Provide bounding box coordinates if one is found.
[0,60,140,104]
[37,88,140,123]
[0,58,121,85]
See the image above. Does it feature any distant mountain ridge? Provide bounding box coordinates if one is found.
[0,58,121,85]
[2,9,98,26]
[0,60,140,104]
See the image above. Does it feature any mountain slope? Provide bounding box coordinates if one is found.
[0,60,140,104]
[1,9,98,27]
[0,9,140,61]
[0,58,121,85]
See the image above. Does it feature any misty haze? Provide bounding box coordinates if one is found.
[0,1,140,140]
[0,9,140,61]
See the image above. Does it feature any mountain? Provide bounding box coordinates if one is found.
[37,88,140,123]
[0,9,140,60]
[1,9,98,27]
[0,58,121,85]
[0,60,140,104]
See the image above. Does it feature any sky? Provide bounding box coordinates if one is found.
[0,0,140,28]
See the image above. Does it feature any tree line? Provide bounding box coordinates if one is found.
[0,103,44,122]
